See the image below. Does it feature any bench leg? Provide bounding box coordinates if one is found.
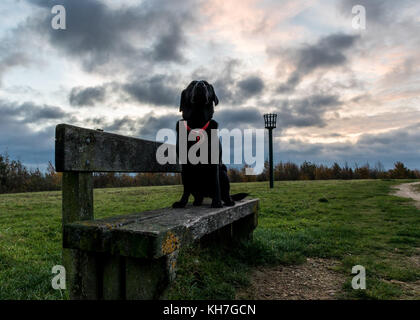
[123,250,180,300]
[125,256,169,300]
[63,248,99,300]
[102,255,125,300]
[62,172,96,299]
[64,251,179,300]
[232,211,258,242]
[199,223,233,247]
[199,212,258,246]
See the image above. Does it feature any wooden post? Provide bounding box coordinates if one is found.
[62,172,96,299]
[62,172,93,224]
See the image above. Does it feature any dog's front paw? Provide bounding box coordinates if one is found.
[211,201,223,208]
[172,201,186,208]
[224,200,235,206]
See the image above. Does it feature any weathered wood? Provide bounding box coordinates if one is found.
[62,172,93,223]
[62,172,95,299]
[55,124,180,173]
[102,255,124,300]
[125,257,168,300]
[63,249,99,300]
[199,223,233,247]
[63,199,259,259]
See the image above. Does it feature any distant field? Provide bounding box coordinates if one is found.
[0,180,419,300]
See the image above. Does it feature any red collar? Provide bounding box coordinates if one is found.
[183,120,210,132]
[183,120,210,142]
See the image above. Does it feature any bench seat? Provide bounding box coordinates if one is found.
[64,199,259,259]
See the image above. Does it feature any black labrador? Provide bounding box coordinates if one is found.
[172,80,247,208]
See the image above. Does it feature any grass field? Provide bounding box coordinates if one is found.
[0,180,419,300]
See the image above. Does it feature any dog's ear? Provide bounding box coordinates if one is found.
[179,89,187,112]
[209,84,219,106]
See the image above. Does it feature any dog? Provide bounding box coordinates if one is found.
[172,80,248,208]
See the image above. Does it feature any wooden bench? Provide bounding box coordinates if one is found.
[55,124,259,300]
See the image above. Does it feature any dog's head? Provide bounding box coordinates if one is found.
[179,80,219,125]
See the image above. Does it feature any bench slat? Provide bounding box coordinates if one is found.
[63,199,259,259]
[55,124,180,172]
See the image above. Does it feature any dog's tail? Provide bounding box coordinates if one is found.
[231,193,249,201]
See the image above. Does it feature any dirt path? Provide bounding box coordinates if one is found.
[392,182,420,208]
[236,258,345,300]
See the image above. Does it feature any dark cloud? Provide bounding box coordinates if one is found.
[0,25,33,87]
[103,113,180,140]
[357,124,420,152]
[0,100,69,124]
[0,53,30,86]
[192,59,267,106]
[104,116,137,133]
[121,75,180,107]
[84,116,106,128]
[69,86,106,106]
[25,105,68,122]
[273,34,359,93]
[137,113,180,138]
[237,76,264,97]
[297,35,352,70]
[217,107,263,129]
[68,75,181,108]
[275,94,341,128]
[26,0,196,72]
[211,59,241,105]
[149,21,186,63]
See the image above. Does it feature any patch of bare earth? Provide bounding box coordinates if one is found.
[236,258,345,300]
[392,182,420,209]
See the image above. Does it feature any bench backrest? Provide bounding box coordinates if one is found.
[55,124,180,173]
[55,124,180,224]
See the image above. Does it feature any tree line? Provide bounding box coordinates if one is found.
[0,153,418,194]
[230,161,420,182]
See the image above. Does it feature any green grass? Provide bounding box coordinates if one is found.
[0,180,419,300]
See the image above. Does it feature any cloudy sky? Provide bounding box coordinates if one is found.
[1,0,420,169]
